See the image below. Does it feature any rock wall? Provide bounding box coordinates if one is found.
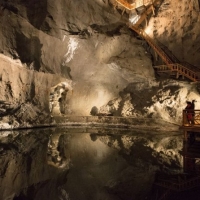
[0,54,68,128]
[0,0,154,120]
[0,0,200,126]
[147,0,200,66]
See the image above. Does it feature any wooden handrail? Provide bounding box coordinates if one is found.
[129,25,173,64]
[155,64,200,81]
[183,109,200,125]
[171,64,200,82]
[115,0,154,10]
[116,0,136,10]
[136,0,153,8]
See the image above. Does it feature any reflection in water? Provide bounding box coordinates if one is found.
[0,127,198,200]
[47,133,70,168]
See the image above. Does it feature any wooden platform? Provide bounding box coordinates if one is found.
[180,124,200,132]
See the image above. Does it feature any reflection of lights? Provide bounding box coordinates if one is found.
[129,14,140,24]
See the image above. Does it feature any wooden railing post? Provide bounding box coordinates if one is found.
[183,109,185,125]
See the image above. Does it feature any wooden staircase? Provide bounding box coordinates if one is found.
[113,0,200,82]
[114,0,136,10]
[129,25,200,81]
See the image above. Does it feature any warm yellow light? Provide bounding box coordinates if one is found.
[144,26,152,36]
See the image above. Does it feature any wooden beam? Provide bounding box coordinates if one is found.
[151,5,155,15]
[134,4,154,28]
[145,17,148,27]
[122,8,126,15]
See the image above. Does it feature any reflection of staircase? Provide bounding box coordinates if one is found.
[113,0,200,82]
[154,175,200,200]
[155,176,200,192]
[158,189,171,200]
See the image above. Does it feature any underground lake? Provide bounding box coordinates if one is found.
[0,127,200,200]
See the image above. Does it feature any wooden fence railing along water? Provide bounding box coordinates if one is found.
[180,109,200,141]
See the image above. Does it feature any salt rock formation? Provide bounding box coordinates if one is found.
[0,0,200,127]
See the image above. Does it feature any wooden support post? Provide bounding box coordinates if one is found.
[176,72,179,79]
[151,5,155,16]
[184,130,188,141]
[183,141,187,173]
[183,109,188,125]
[155,51,158,61]
[122,8,126,15]
[145,17,148,27]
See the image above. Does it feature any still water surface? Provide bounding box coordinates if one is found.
[0,126,196,200]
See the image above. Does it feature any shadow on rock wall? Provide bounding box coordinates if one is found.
[15,33,42,71]
[21,0,48,30]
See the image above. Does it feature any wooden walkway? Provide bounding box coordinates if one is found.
[113,0,200,82]
[114,0,153,10]
[180,109,200,140]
